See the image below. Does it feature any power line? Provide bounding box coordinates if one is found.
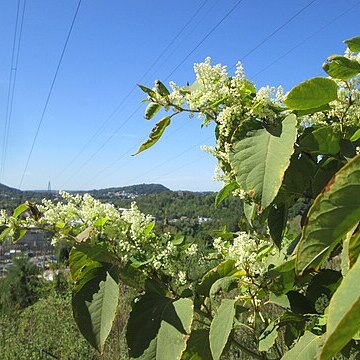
[149,153,209,182]
[68,0,318,189]
[61,0,245,189]
[125,0,360,189]
[1,0,26,183]
[60,104,143,188]
[125,135,214,185]
[55,0,211,180]
[78,123,212,190]
[143,1,360,188]
[239,0,319,63]
[165,0,246,81]
[62,113,190,189]
[18,0,82,189]
[250,0,360,80]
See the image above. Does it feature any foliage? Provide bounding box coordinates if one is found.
[0,292,133,360]
[1,35,360,359]
[0,256,44,314]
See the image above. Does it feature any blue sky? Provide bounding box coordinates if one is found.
[0,0,359,191]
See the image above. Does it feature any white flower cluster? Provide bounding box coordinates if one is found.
[39,191,120,228]
[214,232,271,277]
[0,209,8,226]
[24,192,214,289]
[167,58,289,202]
[121,202,154,242]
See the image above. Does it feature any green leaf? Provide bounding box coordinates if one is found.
[209,299,236,360]
[72,268,119,354]
[266,259,296,296]
[341,227,359,275]
[155,80,170,96]
[209,277,239,300]
[348,230,360,268]
[344,35,360,52]
[259,322,278,352]
[312,157,343,197]
[138,84,157,99]
[278,153,316,199]
[12,228,27,242]
[306,269,342,304]
[285,77,338,110]
[299,126,341,155]
[339,139,356,158]
[70,244,117,293]
[282,331,322,360]
[118,262,147,290]
[229,114,297,209]
[295,104,331,117]
[145,102,161,120]
[197,260,238,297]
[171,234,185,246]
[322,55,360,80]
[269,293,290,309]
[0,227,11,242]
[215,181,239,207]
[133,117,171,155]
[183,329,212,360]
[268,203,288,248]
[243,201,256,224]
[12,203,29,218]
[320,257,360,359]
[126,293,193,359]
[296,155,360,275]
[350,128,360,142]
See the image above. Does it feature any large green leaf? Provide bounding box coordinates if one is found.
[282,331,322,360]
[133,117,171,155]
[70,244,116,293]
[182,329,212,360]
[229,114,297,209]
[344,35,360,52]
[299,126,340,155]
[320,261,360,360]
[296,155,360,274]
[285,77,338,110]
[322,55,360,80]
[127,293,193,359]
[320,257,360,359]
[72,268,120,353]
[209,299,236,360]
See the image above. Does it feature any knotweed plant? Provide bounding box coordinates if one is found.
[1,36,360,360]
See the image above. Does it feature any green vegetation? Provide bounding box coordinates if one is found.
[1,36,360,359]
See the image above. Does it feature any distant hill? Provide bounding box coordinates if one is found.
[0,183,21,194]
[0,183,172,210]
[87,183,171,199]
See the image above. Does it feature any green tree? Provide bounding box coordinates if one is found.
[0,256,43,314]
